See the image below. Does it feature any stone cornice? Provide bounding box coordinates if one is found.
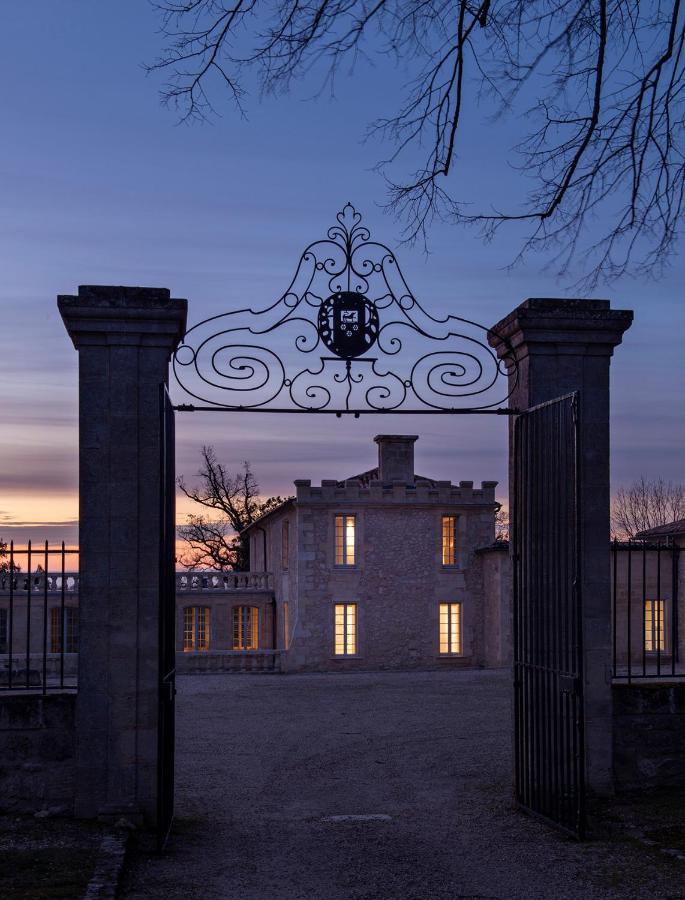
[58,285,188,350]
[488,297,633,364]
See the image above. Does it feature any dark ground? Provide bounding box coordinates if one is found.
[0,814,105,899]
[119,668,685,899]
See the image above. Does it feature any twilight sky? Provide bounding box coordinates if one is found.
[1,2,683,548]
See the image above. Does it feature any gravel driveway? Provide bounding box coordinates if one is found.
[121,668,685,899]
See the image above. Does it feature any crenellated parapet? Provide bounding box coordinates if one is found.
[293,478,498,506]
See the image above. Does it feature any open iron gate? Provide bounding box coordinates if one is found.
[513,392,585,838]
[158,385,177,849]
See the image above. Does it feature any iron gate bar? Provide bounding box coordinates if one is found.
[627,541,632,684]
[611,538,681,680]
[642,544,647,677]
[42,541,48,692]
[513,392,585,839]
[1,541,79,693]
[657,541,662,676]
[8,541,14,690]
[25,541,31,689]
[157,384,176,850]
[173,404,519,415]
[673,545,680,671]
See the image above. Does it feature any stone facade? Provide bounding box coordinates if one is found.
[245,435,499,672]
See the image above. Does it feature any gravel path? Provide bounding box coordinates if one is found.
[121,669,685,899]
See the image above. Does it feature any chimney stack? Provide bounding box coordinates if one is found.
[374,435,418,484]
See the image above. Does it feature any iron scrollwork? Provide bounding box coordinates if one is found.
[172,204,517,413]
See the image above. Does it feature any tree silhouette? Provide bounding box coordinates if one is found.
[149,0,685,285]
[178,446,286,570]
[612,476,685,538]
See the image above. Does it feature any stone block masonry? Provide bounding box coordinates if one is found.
[59,286,187,827]
[0,693,75,814]
[613,682,685,791]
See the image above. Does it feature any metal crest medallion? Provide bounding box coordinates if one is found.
[318,292,379,359]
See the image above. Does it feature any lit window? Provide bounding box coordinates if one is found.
[442,516,457,566]
[233,606,259,650]
[283,601,289,649]
[50,607,79,653]
[439,603,461,654]
[335,515,356,566]
[282,520,289,571]
[334,603,357,656]
[183,606,210,652]
[0,608,7,654]
[645,600,666,652]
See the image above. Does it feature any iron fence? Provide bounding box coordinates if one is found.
[612,539,681,681]
[0,541,79,692]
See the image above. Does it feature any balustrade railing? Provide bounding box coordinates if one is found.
[0,570,273,595]
[0,572,79,594]
[176,571,273,592]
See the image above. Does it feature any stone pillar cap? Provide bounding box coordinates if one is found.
[488,297,633,362]
[58,285,188,350]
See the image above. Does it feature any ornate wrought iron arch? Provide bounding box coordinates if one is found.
[172,204,517,415]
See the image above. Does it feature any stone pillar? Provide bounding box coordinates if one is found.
[58,286,187,824]
[489,298,633,796]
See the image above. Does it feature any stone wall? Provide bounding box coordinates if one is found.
[477,544,512,668]
[285,478,497,672]
[0,693,75,814]
[176,589,276,652]
[613,682,685,791]
[177,650,283,673]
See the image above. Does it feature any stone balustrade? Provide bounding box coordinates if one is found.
[0,571,273,596]
[0,573,79,594]
[176,571,273,592]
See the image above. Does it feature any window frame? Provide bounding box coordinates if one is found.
[334,514,357,567]
[50,606,79,654]
[183,605,210,652]
[644,598,667,653]
[439,602,462,655]
[233,605,259,651]
[333,602,358,657]
[441,515,458,567]
[281,519,289,571]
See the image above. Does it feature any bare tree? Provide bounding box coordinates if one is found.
[612,476,685,539]
[0,538,20,574]
[495,505,509,543]
[148,0,685,285]
[178,446,287,570]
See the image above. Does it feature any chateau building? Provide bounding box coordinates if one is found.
[176,434,508,672]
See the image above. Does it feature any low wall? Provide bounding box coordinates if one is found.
[177,650,284,674]
[613,682,685,791]
[0,692,76,813]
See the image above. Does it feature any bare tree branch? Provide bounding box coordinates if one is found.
[612,476,685,539]
[178,446,287,569]
[148,0,685,285]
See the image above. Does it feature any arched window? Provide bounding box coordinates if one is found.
[183,606,210,652]
[233,606,259,650]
